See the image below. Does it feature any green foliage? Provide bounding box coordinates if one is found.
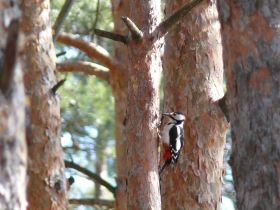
[60,74,114,147]
[51,0,113,34]
[59,73,116,200]
[52,0,114,54]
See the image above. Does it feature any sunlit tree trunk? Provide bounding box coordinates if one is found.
[161,1,227,209]
[111,1,129,209]
[21,0,67,209]
[125,1,162,209]
[217,1,280,209]
[0,1,27,209]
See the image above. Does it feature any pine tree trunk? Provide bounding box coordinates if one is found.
[21,0,67,209]
[111,1,129,209]
[0,1,27,209]
[161,1,227,209]
[217,1,280,209]
[125,1,162,209]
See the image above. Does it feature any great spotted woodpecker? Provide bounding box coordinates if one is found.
[159,112,185,175]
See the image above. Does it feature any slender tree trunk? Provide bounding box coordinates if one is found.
[217,1,280,209]
[161,1,227,209]
[21,0,67,209]
[125,1,162,209]
[95,161,101,199]
[0,2,27,209]
[111,1,129,209]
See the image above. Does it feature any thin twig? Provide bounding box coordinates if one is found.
[56,51,66,57]
[94,29,127,44]
[69,198,114,207]
[65,160,116,194]
[53,0,74,41]
[51,79,66,94]
[152,0,203,39]
[0,20,20,97]
[122,16,143,40]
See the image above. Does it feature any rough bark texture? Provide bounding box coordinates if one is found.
[217,1,280,209]
[125,1,162,210]
[0,1,27,210]
[111,0,129,209]
[21,0,67,209]
[161,1,227,209]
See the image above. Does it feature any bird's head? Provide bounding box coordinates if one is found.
[162,112,185,122]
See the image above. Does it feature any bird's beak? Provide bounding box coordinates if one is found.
[162,112,172,116]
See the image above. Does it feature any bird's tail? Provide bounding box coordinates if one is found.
[159,159,171,176]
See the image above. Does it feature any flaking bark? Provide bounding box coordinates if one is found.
[217,1,280,209]
[21,0,67,209]
[124,2,162,209]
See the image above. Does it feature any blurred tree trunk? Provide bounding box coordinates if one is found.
[111,0,129,209]
[21,0,67,209]
[94,162,101,199]
[217,1,280,209]
[94,138,106,199]
[161,1,227,209]
[125,1,162,209]
[0,1,27,210]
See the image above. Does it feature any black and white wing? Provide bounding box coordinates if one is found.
[169,125,184,164]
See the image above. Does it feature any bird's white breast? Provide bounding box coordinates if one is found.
[161,123,173,145]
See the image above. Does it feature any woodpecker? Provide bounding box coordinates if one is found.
[159,112,185,175]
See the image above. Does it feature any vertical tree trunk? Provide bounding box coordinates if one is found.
[0,1,27,210]
[161,1,227,209]
[94,161,101,199]
[217,1,280,209]
[125,1,162,209]
[21,0,67,209]
[111,1,129,209]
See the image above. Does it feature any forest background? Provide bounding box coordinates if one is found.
[1,0,279,210]
[52,1,234,209]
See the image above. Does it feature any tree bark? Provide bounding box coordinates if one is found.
[0,1,27,210]
[161,1,227,209]
[217,1,280,209]
[111,0,129,209]
[125,2,162,210]
[21,0,67,209]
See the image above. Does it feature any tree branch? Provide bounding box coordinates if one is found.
[0,20,20,97]
[122,16,143,40]
[51,79,66,95]
[69,198,114,207]
[57,32,123,72]
[56,51,66,57]
[152,0,203,39]
[56,61,110,82]
[53,0,74,41]
[64,160,116,194]
[93,17,143,43]
[94,29,127,44]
